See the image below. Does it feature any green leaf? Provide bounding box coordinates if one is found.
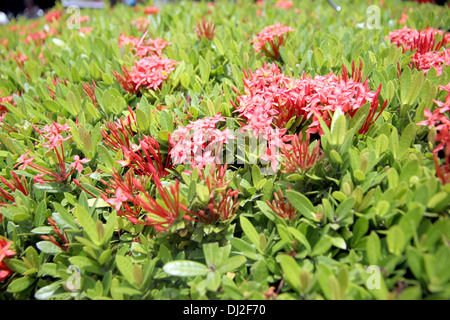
[36,241,64,255]
[160,109,174,133]
[375,134,389,157]
[288,227,311,253]
[314,47,324,69]
[330,110,346,146]
[366,232,382,265]
[116,255,137,285]
[5,259,31,275]
[67,91,81,115]
[278,254,301,292]
[136,109,149,132]
[386,225,405,256]
[69,256,103,275]
[352,217,369,245]
[403,71,424,107]
[7,276,35,293]
[311,235,334,257]
[74,205,99,245]
[206,270,221,292]
[34,200,47,227]
[203,242,221,267]
[163,261,209,277]
[239,216,261,253]
[251,165,262,187]
[398,123,416,161]
[199,56,211,84]
[34,282,63,300]
[52,202,79,230]
[217,255,246,274]
[34,182,73,193]
[98,145,115,172]
[427,191,450,212]
[285,190,318,221]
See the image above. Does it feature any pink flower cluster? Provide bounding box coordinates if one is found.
[131,17,149,32]
[169,114,236,169]
[275,0,294,9]
[144,6,160,15]
[234,62,386,137]
[231,62,386,172]
[16,122,90,185]
[418,83,450,184]
[0,93,14,114]
[130,55,178,91]
[387,26,449,51]
[0,238,16,282]
[118,33,171,58]
[116,33,177,93]
[251,23,295,59]
[387,26,450,75]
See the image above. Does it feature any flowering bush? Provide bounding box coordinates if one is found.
[0,0,449,302]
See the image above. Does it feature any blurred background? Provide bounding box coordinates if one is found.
[0,0,447,23]
[0,0,165,20]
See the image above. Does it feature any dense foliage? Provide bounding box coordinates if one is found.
[0,0,450,300]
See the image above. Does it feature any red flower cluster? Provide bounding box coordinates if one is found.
[275,0,294,9]
[118,33,171,58]
[24,28,58,45]
[280,132,323,174]
[130,55,178,91]
[186,164,239,224]
[16,122,90,185]
[44,10,63,23]
[41,218,70,252]
[195,18,216,41]
[0,171,29,223]
[267,189,297,222]
[169,114,236,169]
[418,83,450,184]
[233,62,386,137]
[115,33,176,93]
[232,62,386,172]
[0,238,16,282]
[132,17,149,32]
[144,6,160,15]
[251,23,295,59]
[101,168,191,232]
[0,93,14,115]
[387,26,450,75]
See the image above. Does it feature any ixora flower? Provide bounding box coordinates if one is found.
[132,17,149,32]
[0,171,29,222]
[251,23,295,59]
[418,83,450,184]
[144,6,160,15]
[387,26,450,52]
[16,122,90,184]
[387,26,450,75]
[101,168,192,232]
[130,55,178,91]
[233,62,386,136]
[195,17,216,40]
[0,238,16,282]
[112,66,140,95]
[0,93,14,114]
[118,33,171,58]
[44,10,63,23]
[280,132,323,174]
[275,0,294,9]
[267,188,297,222]
[411,47,450,76]
[169,115,236,169]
